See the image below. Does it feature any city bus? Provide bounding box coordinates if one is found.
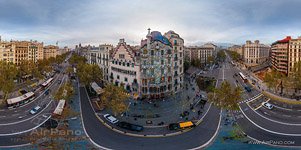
[41,78,54,88]
[53,99,66,116]
[238,72,247,82]
[7,92,35,109]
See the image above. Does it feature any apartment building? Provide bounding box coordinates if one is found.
[243,40,270,66]
[87,44,113,81]
[43,45,58,59]
[185,43,217,64]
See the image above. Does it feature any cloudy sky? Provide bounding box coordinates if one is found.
[0,0,301,47]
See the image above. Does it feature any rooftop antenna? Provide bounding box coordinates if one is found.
[148,28,151,35]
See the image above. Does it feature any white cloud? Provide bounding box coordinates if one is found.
[1,0,301,47]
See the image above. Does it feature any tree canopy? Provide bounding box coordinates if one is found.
[100,84,129,116]
[216,50,226,62]
[208,81,242,110]
[0,61,18,100]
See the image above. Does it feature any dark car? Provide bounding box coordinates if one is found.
[168,123,180,130]
[117,121,144,132]
[244,86,252,92]
[45,89,50,95]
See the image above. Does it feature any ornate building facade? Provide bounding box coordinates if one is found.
[110,39,140,97]
[140,29,184,99]
[84,29,185,100]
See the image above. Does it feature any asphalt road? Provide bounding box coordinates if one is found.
[225,52,301,147]
[80,86,221,150]
[0,55,71,136]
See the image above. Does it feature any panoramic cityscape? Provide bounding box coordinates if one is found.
[0,0,301,150]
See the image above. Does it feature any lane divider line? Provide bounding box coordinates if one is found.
[246,102,301,126]
[239,106,301,136]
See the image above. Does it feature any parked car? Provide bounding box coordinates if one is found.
[30,106,41,115]
[262,102,273,109]
[244,86,252,92]
[103,114,119,124]
[168,123,180,130]
[168,121,195,131]
[117,121,144,132]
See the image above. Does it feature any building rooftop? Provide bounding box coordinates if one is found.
[151,31,172,46]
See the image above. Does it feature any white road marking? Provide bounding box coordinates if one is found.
[12,114,19,117]
[0,100,54,126]
[239,106,301,136]
[263,112,270,116]
[254,105,262,111]
[273,105,293,111]
[244,102,301,126]
[269,111,276,114]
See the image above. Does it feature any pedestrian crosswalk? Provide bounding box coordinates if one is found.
[239,93,263,104]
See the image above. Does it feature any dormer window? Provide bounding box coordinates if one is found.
[143,49,147,54]
[119,54,125,59]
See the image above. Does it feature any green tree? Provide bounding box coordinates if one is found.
[18,60,35,79]
[184,61,191,72]
[208,81,242,110]
[291,61,301,92]
[191,59,201,68]
[77,63,93,86]
[0,61,18,100]
[263,70,285,93]
[66,66,74,75]
[282,75,294,95]
[217,50,226,62]
[91,64,103,82]
[100,84,129,116]
[207,56,214,65]
[77,63,103,86]
[69,54,86,65]
[226,50,240,61]
[54,81,74,101]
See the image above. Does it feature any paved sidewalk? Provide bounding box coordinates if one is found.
[92,77,211,135]
[102,77,208,125]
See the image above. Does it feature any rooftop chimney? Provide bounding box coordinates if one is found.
[119,39,125,44]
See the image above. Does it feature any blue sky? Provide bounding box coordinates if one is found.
[0,0,301,47]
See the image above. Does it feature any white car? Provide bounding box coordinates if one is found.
[30,106,41,115]
[103,114,119,124]
[262,102,273,109]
